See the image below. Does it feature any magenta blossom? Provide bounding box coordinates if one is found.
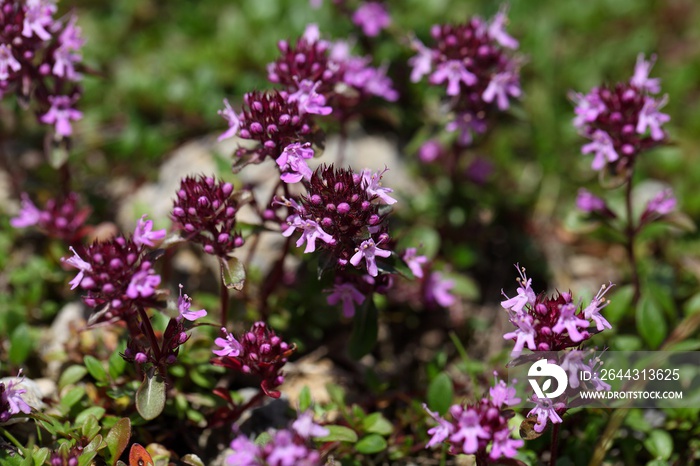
[630,53,661,94]
[0,44,21,81]
[177,285,207,322]
[643,188,676,219]
[326,282,365,318]
[528,396,564,433]
[425,271,456,308]
[133,214,166,248]
[10,194,41,228]
[292,411,329,439]
[217,98,241,141]
[40,95,83,137]
[402,247,427,278]
[276,142,315,183]
[288,79,332,116]
[125,267,161,299]
[352,2,391,37]
[417,139,442,163]
[350,238,392,277]
[213,327,242,357]
[361,167,397,204]
[576,188,606,214]
[430,60,477,96]
[62,246,92,290]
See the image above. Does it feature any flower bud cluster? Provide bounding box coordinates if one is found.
[572,54,669,172]
[0,1,84,137]
[211,321,294,398]
[171,175,244,257]
[424,376,523,461]
[10,191,90,242]
[61,215,166,319]
[501,265,613,356]
[409,7,521,146]
[279,164,395,277]
[267,24,398,115]
[0,376,31,423]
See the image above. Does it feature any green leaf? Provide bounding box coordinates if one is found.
[181,454,205,466]
[105,418,131,466]
[77,434,102,466]
[84,355,108,383]
[637,295,667,348]
[32,448,51,466]
[316,425,358,443]
[60,385,86,409]
[361,413,393,436]
[355,434,387,454]
[348,297,378,360]
[75,407,106,426]
[427,372,453,416]
[9,324,33,365]
[255,432,273,446]
[136,371,166,421]
[58,365,88,390]
[220,256,246,291]
[298,386,312,412]
[109,346,127,380]
[326,384,346,406]
[81,414,101,441]
[644,430,673,460]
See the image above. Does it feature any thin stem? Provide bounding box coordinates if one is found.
[337,120,348,167]
[136,305,161,361]
[220,279,229,330]
[549,422,561,466]
[624,171,641,306]
[0,426,24,450]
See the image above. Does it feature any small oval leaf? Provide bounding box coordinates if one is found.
[136,372,166,421]
[427,372,453,416]
[316,425,358,443]
[348,298,378,360]
[355,434,388,454]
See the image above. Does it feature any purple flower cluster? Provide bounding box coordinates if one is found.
[171,175,244,257]
[11,191,90,242]
[409,6,521,146]
[572,54,669,172]
[501,265,613,356]
[279,164,395,276]
[352,2,391,37]
[218,91,314,163]
[267,24,398,115]
[0,1,85,137]
[0,376,32,422]
[62,215,166,319]
[227,411,327,466]
[424,376,523,461]
[212,322,294,398]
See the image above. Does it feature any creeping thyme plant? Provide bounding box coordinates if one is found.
[2,1,700,465]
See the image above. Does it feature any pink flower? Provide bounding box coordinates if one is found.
[213,327,242,357]
[500,265,535,315]
[361,167,397,204]
[552,303,590,342]
[430,60,477,96]
[288,79,332,115]
[402,248,427,278]
[227,435,260,466]
[10,194,42,228]
[276,143,315,183]
[576,188,607,213]
[217,98,241,141]
[489,428,524,459]
[448,407,490,454]
[582,130,619,171]
[487,6,519,49]
[582,283,614,331]
[418,139,442,163]
[0,44,21,81]
[489,376,521,407]
[644,188,676,217]
[408,37,433,83]
[292,411,329,439]
[133,214,166,248]
[326,282,365,318]
[425,272,456,307]
[636,95,670,141]
[126,268,161,299]
[61,246,92,290]
[482,71,521,110]
[22,1,55,41]
[446,111,487,146]
[350,238,392,277]
[423,404,454,448]
[503,313,536,356]
[527,396,563,433]
[177,285,207,322]
[352,2,391,37]
[630,53,661,94]
[40,96,83,137]
[283,217,335,253]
